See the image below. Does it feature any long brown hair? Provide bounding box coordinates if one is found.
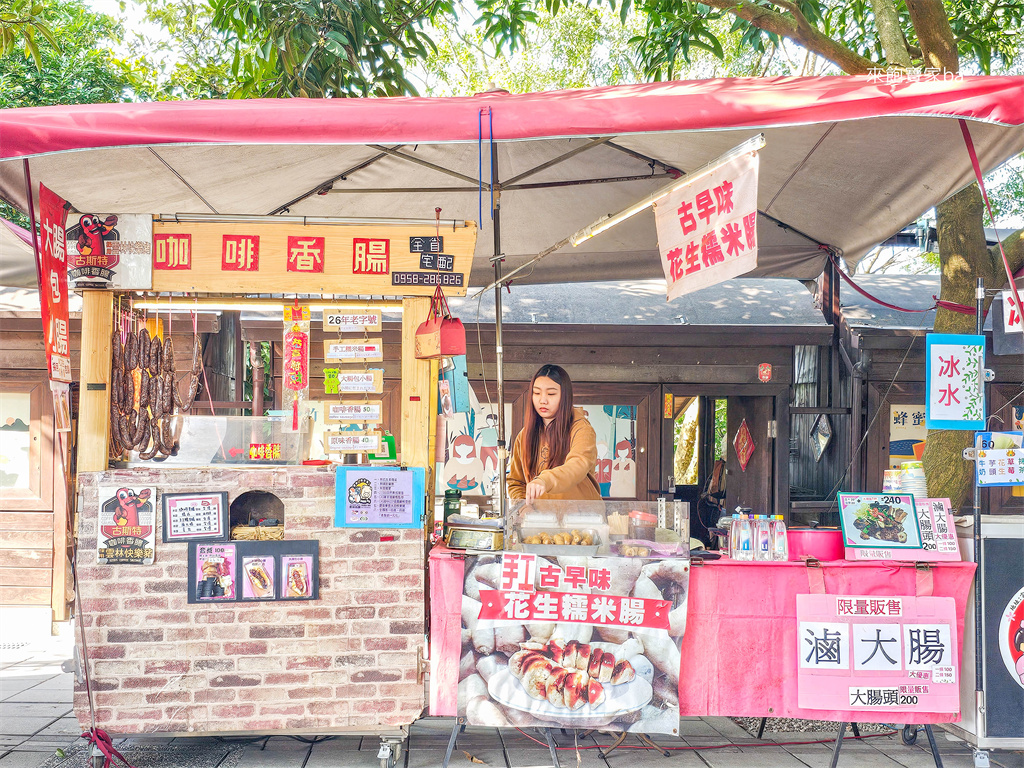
[522,364,575,480]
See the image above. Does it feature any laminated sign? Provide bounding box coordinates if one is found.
[925,334,984,430]
[797,594,960,715]
[654,152,759,300]
[458,553,689,735]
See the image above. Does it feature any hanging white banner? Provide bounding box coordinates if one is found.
[654,151,759,301]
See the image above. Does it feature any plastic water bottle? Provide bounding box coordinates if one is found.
[735,514,754,561]
[771,514,789,561]
[754,515,773,561]
[727,513,741,557]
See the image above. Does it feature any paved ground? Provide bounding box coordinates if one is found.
[2,633,1022,768]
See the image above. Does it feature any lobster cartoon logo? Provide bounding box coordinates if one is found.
[999,586,1024,689]
[98,486,155,565]
[66,214,121,282]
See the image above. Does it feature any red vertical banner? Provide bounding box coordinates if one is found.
[38,184,72,382]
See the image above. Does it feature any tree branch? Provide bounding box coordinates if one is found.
[698,0,876,74]
[870,0,911,66]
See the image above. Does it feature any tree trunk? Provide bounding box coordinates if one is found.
[921,185,999,511]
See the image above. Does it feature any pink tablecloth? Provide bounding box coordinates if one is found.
[428,548,976,724]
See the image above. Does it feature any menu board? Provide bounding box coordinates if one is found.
[334,466,425,529]
[162,492,230,542]
[188,540,319,604]
[975,431,1024,486]
[849,498,959,562]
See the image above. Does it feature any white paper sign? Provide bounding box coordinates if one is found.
[66,213,153,289]
[327,432,380,453]
[654,151,759,300]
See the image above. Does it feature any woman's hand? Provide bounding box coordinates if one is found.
[525,479,547,502]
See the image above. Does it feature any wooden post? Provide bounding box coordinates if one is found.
[77,292,114,473]
[401,297,434,481]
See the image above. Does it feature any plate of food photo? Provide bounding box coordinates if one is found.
[487,639,655,728]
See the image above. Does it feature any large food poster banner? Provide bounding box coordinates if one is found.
[653,150,759,300]
[458,553,688,735]
[925,333,985,430]
[37,184,72,383]
[797,594,959,713]
[65,212,153,289]
[98,486,156,565]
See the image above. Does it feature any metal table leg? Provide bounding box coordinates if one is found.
[924,725,945,768]
[828,723,847,768]
[544,729,561,768]
[441,718,464,768]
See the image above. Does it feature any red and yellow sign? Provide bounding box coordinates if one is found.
[151,221,477,296]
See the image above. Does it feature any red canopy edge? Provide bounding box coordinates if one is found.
[2,76,1022,160]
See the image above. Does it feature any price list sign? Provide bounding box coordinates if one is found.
[797,594,960,715]
[975,432,1024,487]
[335,466,425,529]
[326,401,383,424]
[162,492,230,543]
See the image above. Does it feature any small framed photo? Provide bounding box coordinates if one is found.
[162,492,230,543]
[837,493,924,551]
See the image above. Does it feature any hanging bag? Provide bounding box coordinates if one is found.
[416,285,466,359]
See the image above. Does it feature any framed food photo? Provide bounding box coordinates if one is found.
[837,493,924,553]
[240,555,277,601]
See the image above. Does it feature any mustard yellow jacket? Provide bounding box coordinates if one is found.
[507,407,602,501]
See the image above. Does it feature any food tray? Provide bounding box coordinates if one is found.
[520,527,600,555]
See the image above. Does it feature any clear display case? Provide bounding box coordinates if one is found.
[121,415,311,467]
[505,500,689,558]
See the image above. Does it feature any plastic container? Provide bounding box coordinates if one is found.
[787,528,843,561]
[628,510,658,541]
[771,515,789,561]
[716,514,735,555]
[443,489,462,526]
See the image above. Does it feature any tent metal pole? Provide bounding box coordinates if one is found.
[973,277,985,729]
[492,135,508,518]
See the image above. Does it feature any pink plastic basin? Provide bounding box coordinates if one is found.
[788,528,844,562]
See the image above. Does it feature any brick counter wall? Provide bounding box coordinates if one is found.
[75,468,426,735]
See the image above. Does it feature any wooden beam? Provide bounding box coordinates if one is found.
[77,291,114,473]
[400,297,433,479]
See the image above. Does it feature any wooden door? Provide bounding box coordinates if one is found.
[0,381,57,611]
[725,396,774,515]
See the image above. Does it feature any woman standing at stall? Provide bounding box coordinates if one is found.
[508,364,602,502]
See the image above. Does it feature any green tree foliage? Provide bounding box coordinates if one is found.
[125,0,234,99]
[416,4,643,95]
[208,0,455,97]
[0,0,139,108]
[0,0,58,69]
